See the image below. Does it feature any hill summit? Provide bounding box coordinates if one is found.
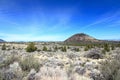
[64,33,99,43]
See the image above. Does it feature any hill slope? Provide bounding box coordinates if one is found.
[64,33,99,43]
[0,39,5,42]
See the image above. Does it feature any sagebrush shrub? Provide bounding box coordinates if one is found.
[19,56,40,72]
[99,53,120,80]
[0,55,19,68]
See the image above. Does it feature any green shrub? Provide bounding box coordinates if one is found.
[54,46,58,51]
[26,42,37,52]
[61,46,67,52]
[84,46,88,51]
[84,44,92,51]
[111,45,115,50]
[43,46,47,51]
[2,43,6,50]
[13,46,15,49]
[103,44,110,52]
[67,46,70,49]
[74,48,80,52]
[102,50,106,54]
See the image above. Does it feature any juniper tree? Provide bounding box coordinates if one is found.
[26,42,37,52]
[2,43,6,50]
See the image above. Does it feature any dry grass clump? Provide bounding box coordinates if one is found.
[19,56,41,72]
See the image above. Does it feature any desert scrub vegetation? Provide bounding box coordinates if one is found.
[1,43,6,50]
[26,42,37,52]
[43,46,48,51]
[72,47,80,52]
[111,45,115,50]
[54,46,58,51]
[99,51,120,80]
[61,46,67,52]
[0,42,120,80]
[19,56,40,72]
[84,45,90,51]
[103,43,110,52]
[0,55,19,68]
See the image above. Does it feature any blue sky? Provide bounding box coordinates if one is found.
[0,0,120,41]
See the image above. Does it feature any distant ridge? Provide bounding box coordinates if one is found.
[64,33,99,43]
[0,39,5,42]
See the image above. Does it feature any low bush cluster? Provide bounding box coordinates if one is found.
[99,51,120,80]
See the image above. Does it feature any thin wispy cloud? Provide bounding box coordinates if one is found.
[81,10,120,30]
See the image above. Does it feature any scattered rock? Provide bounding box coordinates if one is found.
[84,49,103,59]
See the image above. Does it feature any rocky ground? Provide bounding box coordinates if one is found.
[0,42,119,80]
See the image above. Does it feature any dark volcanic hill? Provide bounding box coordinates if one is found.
[0,39,5,42]
[64,33,99,43]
